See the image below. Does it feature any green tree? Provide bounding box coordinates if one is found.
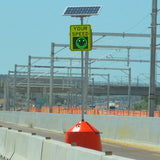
[134,100,148,110]
[133,96,160,110]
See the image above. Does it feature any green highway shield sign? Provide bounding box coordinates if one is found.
[70,25,92,51]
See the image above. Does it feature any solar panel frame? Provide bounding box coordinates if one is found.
[63,6,102,17]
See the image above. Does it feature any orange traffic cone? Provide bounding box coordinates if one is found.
[65,120,102,151]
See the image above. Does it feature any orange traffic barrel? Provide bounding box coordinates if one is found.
[65,121,102,151]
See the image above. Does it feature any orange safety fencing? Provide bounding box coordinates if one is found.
[154,111,160,117]
[41,106,49,113]
[29,107,36,112]
[28,106,160,117]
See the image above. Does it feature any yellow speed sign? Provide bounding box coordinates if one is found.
[70,24,92,51]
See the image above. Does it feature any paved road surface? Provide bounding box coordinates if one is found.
[0,121,160,160]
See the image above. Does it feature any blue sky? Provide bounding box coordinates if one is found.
[0,0,159,84]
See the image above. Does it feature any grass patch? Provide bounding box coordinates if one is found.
[29,123,34,128]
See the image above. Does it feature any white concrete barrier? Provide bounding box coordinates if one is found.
[87,115,160,149]
[34,113,63,133]
[11,132,30,160]
[0,112,160,150]
[10,132,45,160]
[0,127,134,160]
[41,139,134,160]
[2,129,17,160]
[41,139,71,160]
[0,111,18,124]
[26,135,44,160]
[102,155,136,160]
[0,127,7,157]
[66,145,105,160]
[0,128,45,160]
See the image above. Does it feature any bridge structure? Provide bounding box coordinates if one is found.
[1,74,160,111]
[1,74,160,96]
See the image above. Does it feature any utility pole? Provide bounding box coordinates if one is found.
[107,74,110,109]
[128,68,131,110]
[27,56,31,112]
[3,81,7,111]
[13,64,17,111]
[7,71,10,110]
[148,0,157,117]
[49,43,54,113]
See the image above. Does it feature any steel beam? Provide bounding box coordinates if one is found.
[92,32,160,38]
[54,44,160,50]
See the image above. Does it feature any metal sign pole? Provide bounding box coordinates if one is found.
[92,78,94,108]
[63,6,101,121]
[84,51,89,113]
[80,16,84,121]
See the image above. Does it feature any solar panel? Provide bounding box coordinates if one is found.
[63,6,102,17]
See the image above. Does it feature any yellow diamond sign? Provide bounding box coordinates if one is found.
[70,25,92,51]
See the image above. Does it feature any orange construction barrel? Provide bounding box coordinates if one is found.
[65,120,102,151]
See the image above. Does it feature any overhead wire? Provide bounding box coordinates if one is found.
[124,13,150,33]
